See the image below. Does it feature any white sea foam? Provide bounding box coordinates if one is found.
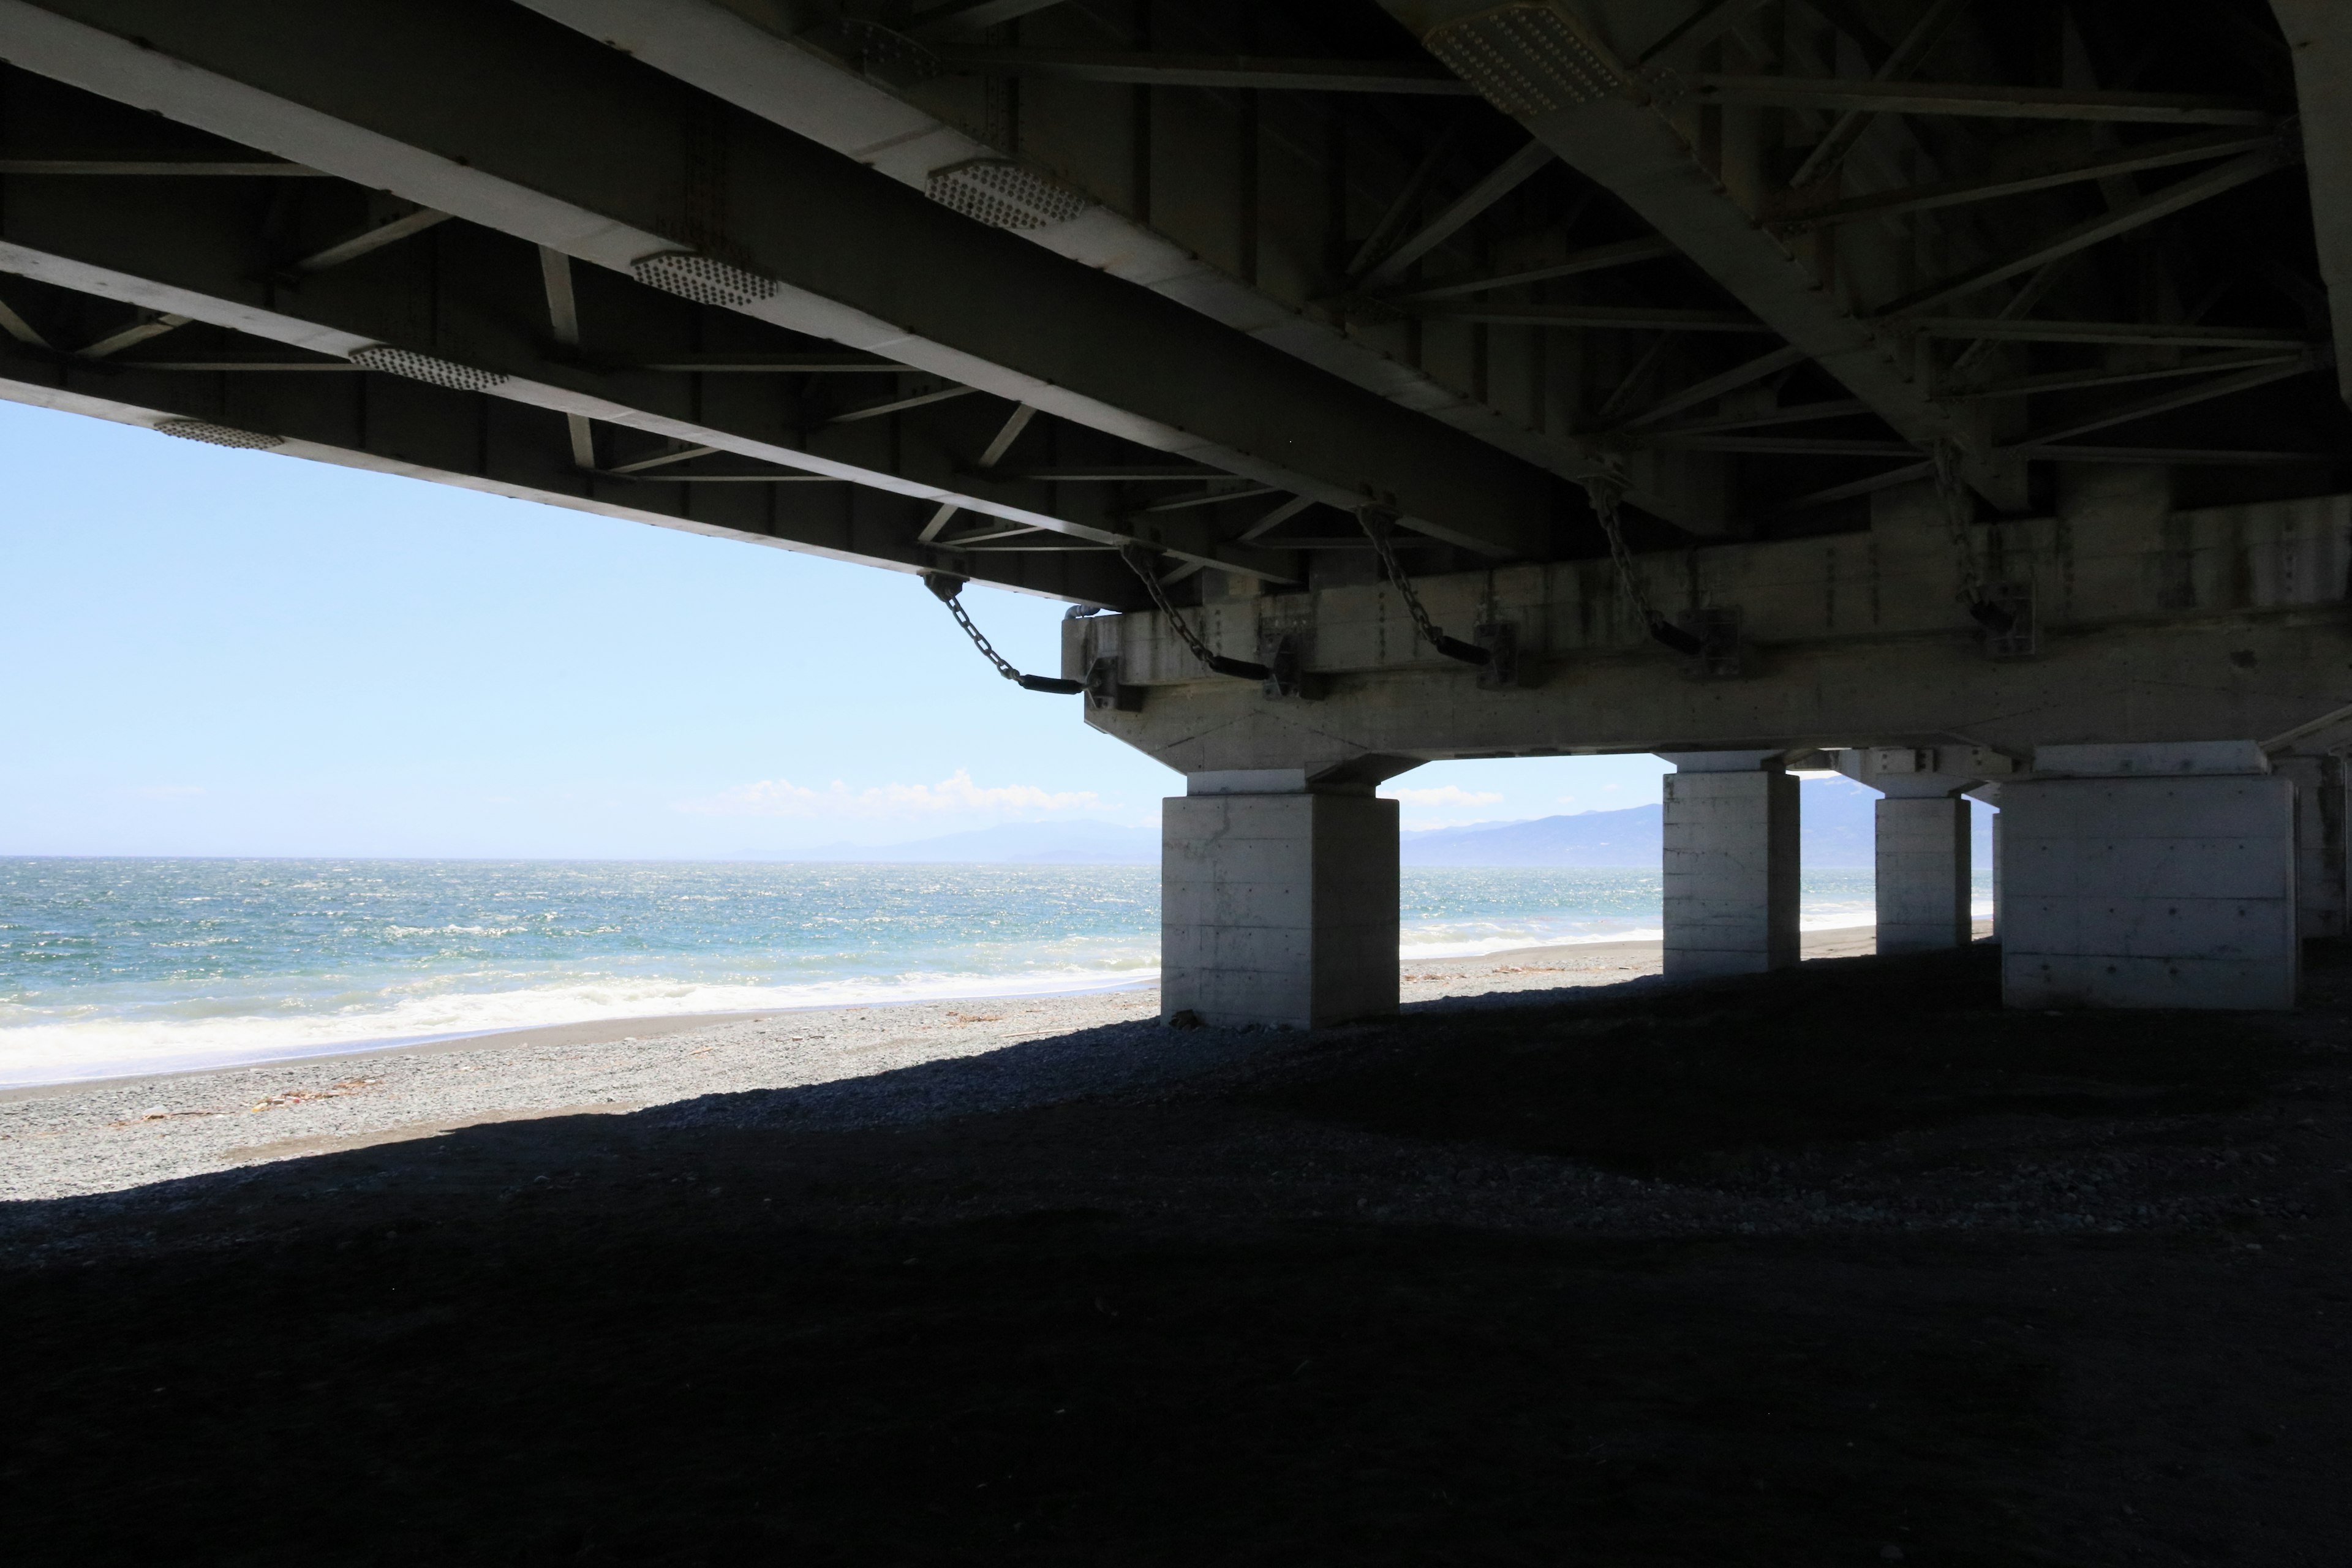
[0,861,1976,1090]
[0,963,1159,1089]
[1391,892,1910,960]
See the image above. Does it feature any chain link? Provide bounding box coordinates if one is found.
[1354,507,1490,665]
[1125,548,1222,666]
[1120,547,1270,680]
[1359,508,1442,647]
[925,573,1085,693]
[1931,440,1990,603]
[1583,475,1662,628]
[940,586,1022,681]
[1931,442,2016,633]
[1583,475,1705,654]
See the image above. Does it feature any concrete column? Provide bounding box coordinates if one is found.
[1877,796,1972,952]
[1657,752,1798,979]
[1989,805,2002,940]
[1161,771,1398,1029]
[2002,742,2297,1011]
[1838,748,2011,953]
[2274,753,2348,941]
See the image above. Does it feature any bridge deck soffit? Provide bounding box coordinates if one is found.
[1374,0,2342,513]
[0,0,2343,620]
[0,0,1560,562]
[0,331,1143,606]
[0,76,1375,594]
[510,0,1724,535]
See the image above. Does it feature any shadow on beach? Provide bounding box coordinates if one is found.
[4,944,2348,1565]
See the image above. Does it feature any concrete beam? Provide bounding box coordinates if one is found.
[0,0,1564,559]
[1080,485,2352,680]
[1072,488,2352,774]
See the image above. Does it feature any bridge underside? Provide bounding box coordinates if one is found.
[1,0,2348,1019]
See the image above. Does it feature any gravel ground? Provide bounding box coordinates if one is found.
[0,931,1790,1204]
[4,932,2345,1564]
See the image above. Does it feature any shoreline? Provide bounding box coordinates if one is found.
[0,925,1908,1103]
[3,925,1928,1104]
[0,925,1973,1201]
[4,926,2334,1562]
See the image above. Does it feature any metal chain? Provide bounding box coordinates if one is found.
[1584,475,1705,655]
[1930,440,1990,604]
[1357,507,1445,645]
[1355,507,1489,665]
[1583,475,1663,628]
[924,573,1085,693]
[1119,546,1269,680]
[1124,548,1219,666]
[1931,442,2016,635]
[939,584,1023,682]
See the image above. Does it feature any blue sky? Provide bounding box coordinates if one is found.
[0,399,1669,857]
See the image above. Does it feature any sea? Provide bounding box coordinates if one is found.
[0,858,1978,1089]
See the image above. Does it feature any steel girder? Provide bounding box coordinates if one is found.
[506,0,1720,534]
[0,135,1306,590]
[0,333,1142,605]
[2271,0,2352,411]
[0,0,1564,559]
[1370,0,2260,508]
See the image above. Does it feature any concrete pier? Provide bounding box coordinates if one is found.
[1877,797,1973,954]
[2002,744,2298,1011]
[1988,802,2003,941]
[1834,748,1994,955]
[1659,753,1798,981]
[1161,774,1398,1029]
[2275,754,2349,941]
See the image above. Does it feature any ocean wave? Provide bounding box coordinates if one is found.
[0,963,1162,1089]
[1,860,1978,1090]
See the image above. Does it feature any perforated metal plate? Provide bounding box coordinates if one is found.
[926,159,1092,232]
[154,418,284,450]
[348,344,508,393]
[1425,2,1627,119]
[631,252,780,309]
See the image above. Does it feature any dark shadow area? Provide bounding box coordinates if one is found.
[1266,946,2293,1172]
[4,945,2348,1566]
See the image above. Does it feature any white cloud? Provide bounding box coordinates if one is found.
[677,768,1105,820]
[1384,785,1504,809]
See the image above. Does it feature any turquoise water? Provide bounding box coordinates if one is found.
[0,858,1904,1087]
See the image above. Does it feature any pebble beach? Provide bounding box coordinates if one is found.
[0,930,1882,1202]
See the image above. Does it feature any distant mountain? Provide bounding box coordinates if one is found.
[1403,805,1663,867]
[755,819,1158,865]
[729,778,1991,869]
[1400,779,1985,869]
